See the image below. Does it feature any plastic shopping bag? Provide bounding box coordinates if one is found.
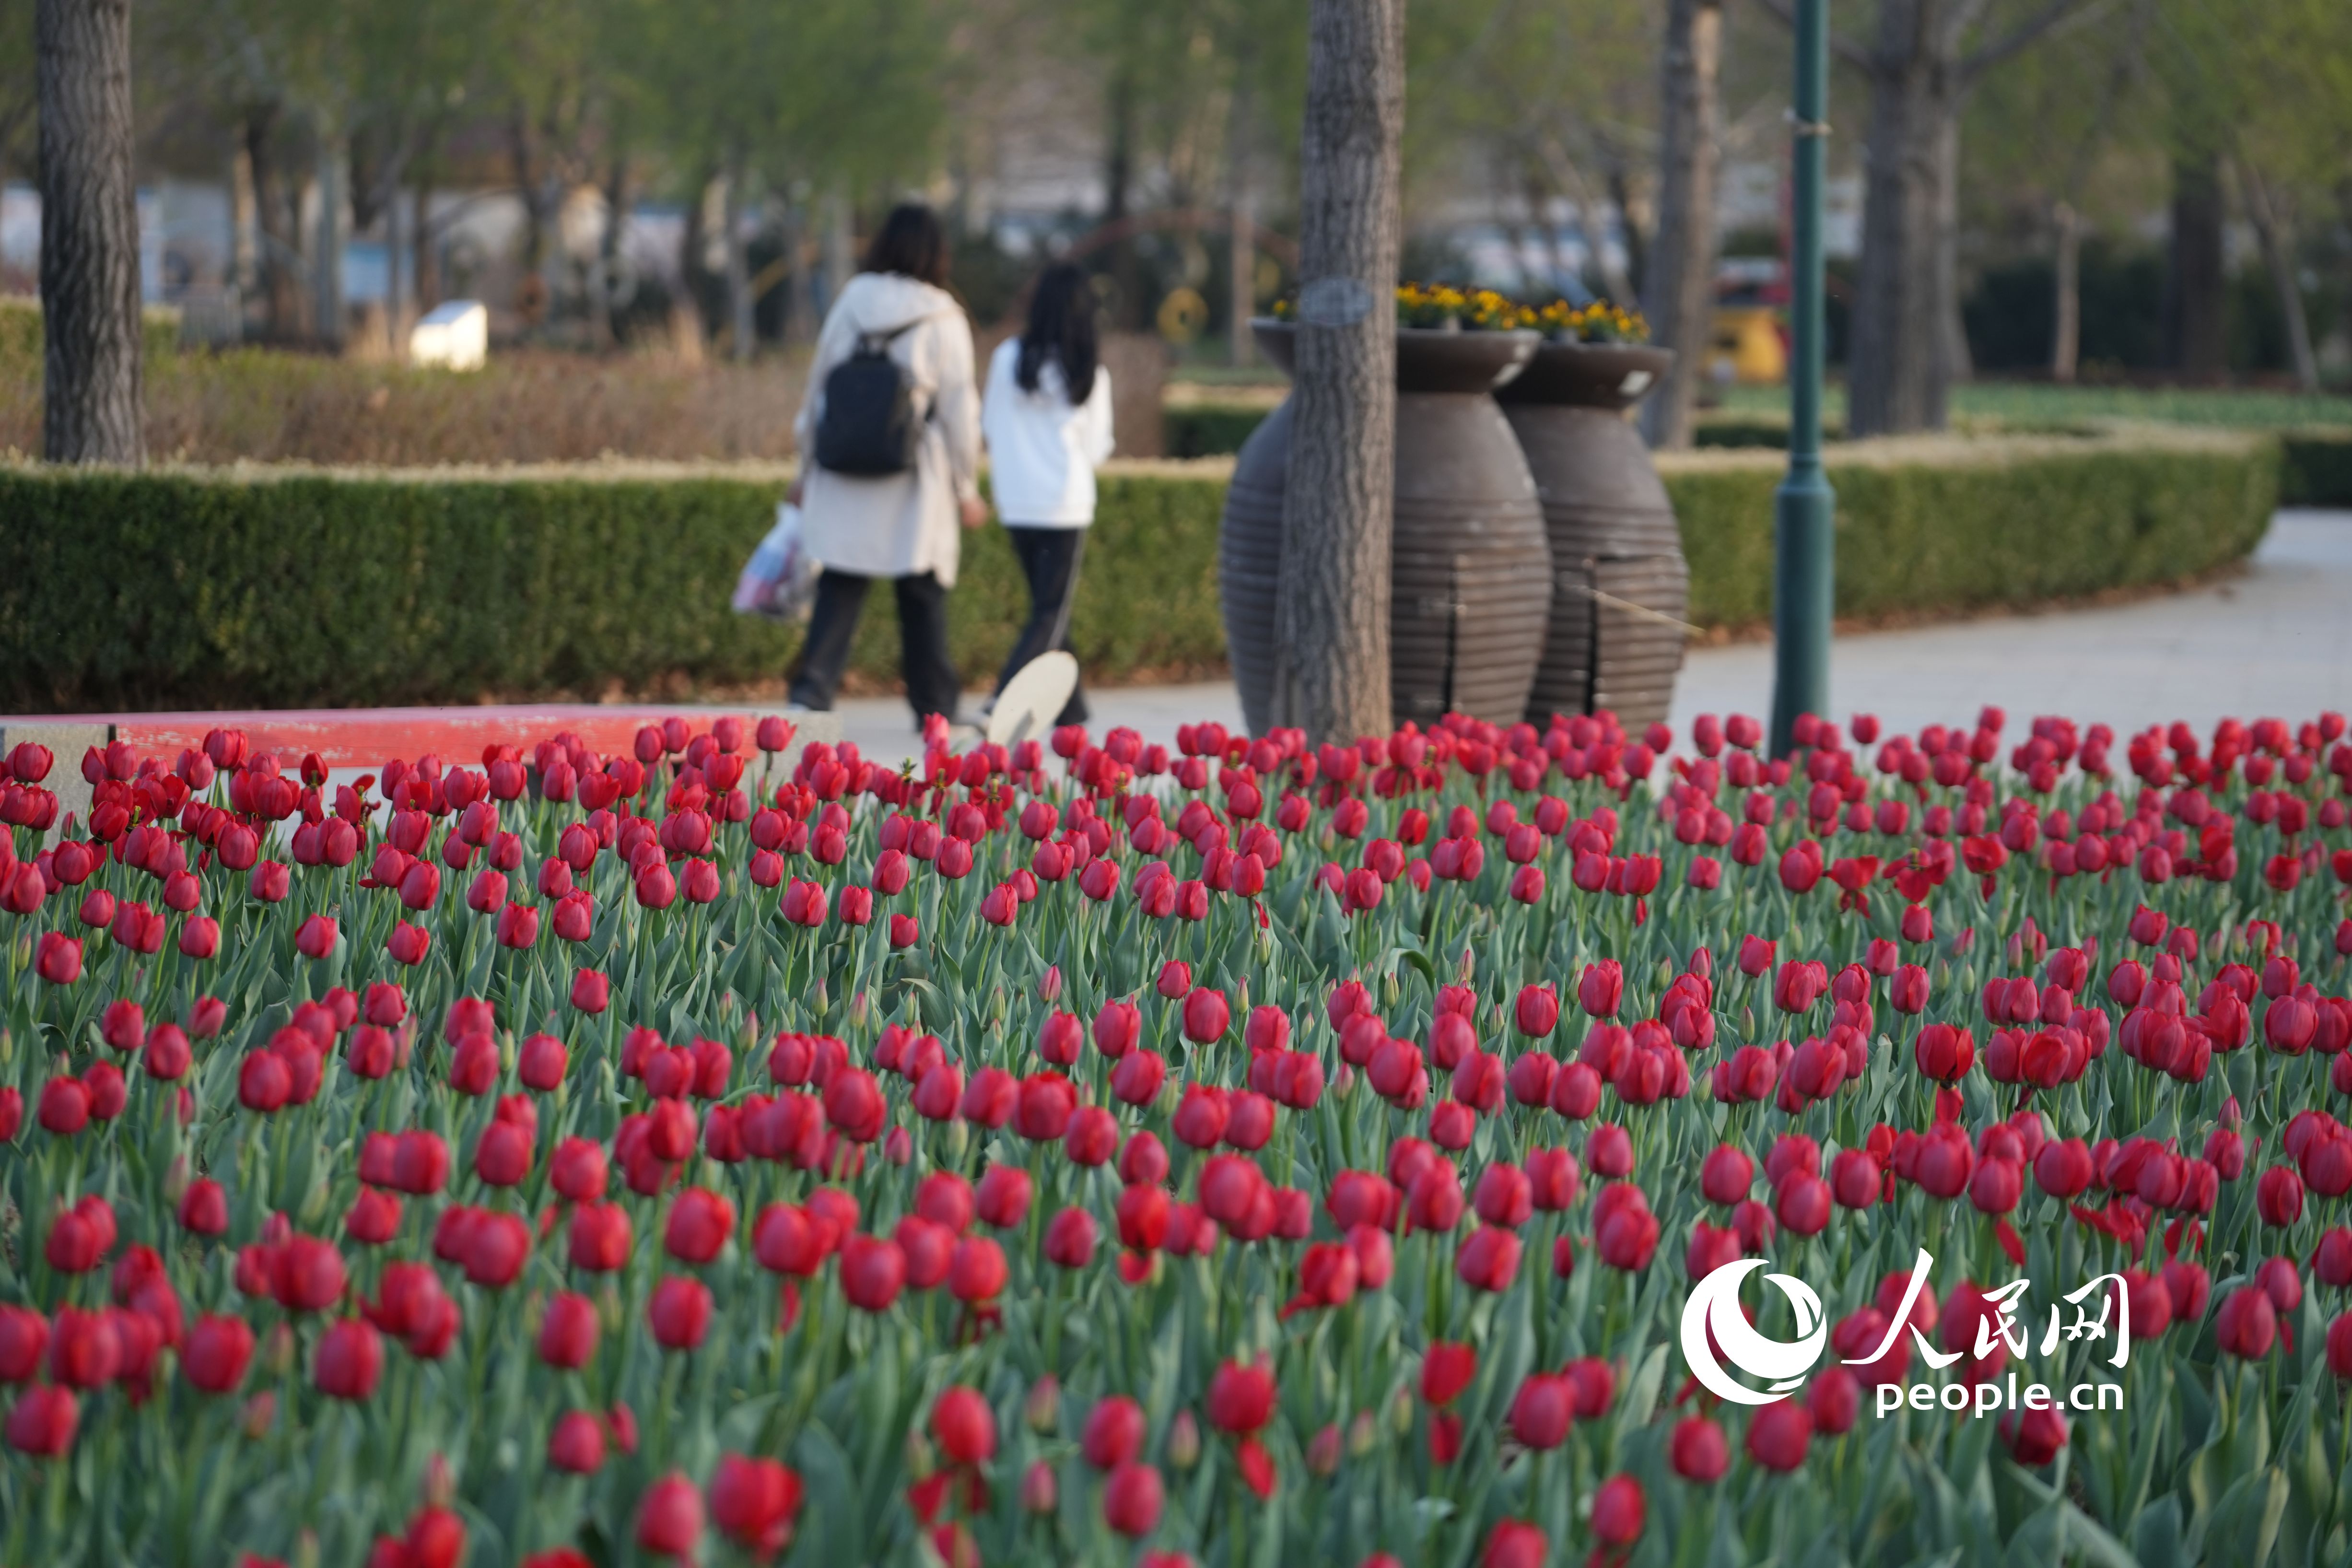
[731,502,821,622]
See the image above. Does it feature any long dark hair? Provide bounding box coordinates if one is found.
[1016,262,1099,404]
[861,203,951,287]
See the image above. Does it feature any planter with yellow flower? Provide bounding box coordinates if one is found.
[1493,302,1688,729]
[1219,285,1552,733]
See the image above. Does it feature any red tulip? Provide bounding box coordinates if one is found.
[648,1276,712,1350]
[4,1384,76,1456]
[1084,1396,1146,1469]
[1669,1415,1729,1482]
[708,1453,802,1555]
[1102,1461,1164,1536]
[932,1385,996,1463]
[1745,1398,1812,1470]
[314,1319,383,1400]
[636,1472,704,1558]
[1206,1357,1275,1434]
[1482,1521,1547,1568]
[181,1313,255,1393]
[1591,1474,1646,1546]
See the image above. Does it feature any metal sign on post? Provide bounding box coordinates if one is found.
[1770,0,1836,758]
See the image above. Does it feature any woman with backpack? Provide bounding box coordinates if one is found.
[980,262,1114,727]
[786,203,984,725]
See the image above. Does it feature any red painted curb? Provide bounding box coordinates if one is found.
[2,705,820,771]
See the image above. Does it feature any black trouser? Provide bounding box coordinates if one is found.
[994,526,1089,725]
[787,568,961,723]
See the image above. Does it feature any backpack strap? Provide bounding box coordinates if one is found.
[852,319,926,357]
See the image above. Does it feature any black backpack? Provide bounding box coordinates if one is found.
[812,322,926,476]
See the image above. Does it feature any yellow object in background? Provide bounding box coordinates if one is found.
[1158,287,1210,344]
[1708,307,1787,385]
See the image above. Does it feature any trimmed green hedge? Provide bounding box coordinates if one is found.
[2282,431,2352,507]
[1165,404,1271,459]
[0,296,184,375]
[0,431,2278,711]
[0,464,1228,711]
[1662,432,2279,627]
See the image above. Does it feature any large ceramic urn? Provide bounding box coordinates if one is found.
[1494,343,1688,730]
[1218,321,1552,735]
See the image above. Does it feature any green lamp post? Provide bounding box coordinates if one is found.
[1770,0,1836,757]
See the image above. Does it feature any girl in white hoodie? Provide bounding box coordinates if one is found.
[980,262,1114,725]
[786,204,984,725]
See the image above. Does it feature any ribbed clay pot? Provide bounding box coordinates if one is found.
[1219,321,1551,735]
[1494,342,1688,730]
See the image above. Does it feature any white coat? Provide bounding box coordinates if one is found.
[793,272,982,587]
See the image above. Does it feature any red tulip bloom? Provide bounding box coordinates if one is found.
[932,1385,996,1464]
[1482,1521,1547,1568]
[1182,986,1231,1043]
[1669,1415,1729,1482]
[1745,1398,1812,1470]
[1083,1396,1146,1469]
[539,1292,599,1369]
[709,1453,803,1556]
[1591,1474,1646,1546]
[648,1276,712,1350]
[636,1472,704,1559]
[314,1318,383,1400]
[181,1313,255,1393]
[1206,1357,1274,1435]
[4,1384,76,1456]
[841,1233,909,1310]
[1102,1461,1164,1536]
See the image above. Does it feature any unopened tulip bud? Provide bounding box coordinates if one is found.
[1347,1409,1379,1457]
[241,1390,277,1439]
[905,1428,935,1478]
[1391,1388,1415,1436]
[423,1453,454,1509]
[1025,1374,1061,1433]
[1167,1409,1201,1469]
[1307,1423,1342,1476]
[1020,1459,1057,1514]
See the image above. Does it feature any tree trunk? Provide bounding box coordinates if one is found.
[2164,151,2225,381]
[1640,0,1723,450]
[1226,60,1254,368]
[2239,160,2318,394]
[1847,0,1962,438]
[37,0,142,465]
[592,151,626,350]
[725,153,754,363]
[1275,0,1404,745]
[230,139,258,311]
[1608,160,1647,303]
[313,131,346,351]
[784,199,817,345]
[412,161,438,313]
[244,105,301,341]
[1103,73,1143,333]
[2049,199,2079,382]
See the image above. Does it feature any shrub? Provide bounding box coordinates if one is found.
[1661,429,2279,628]
[2281,430,2352,507]
[0,430,2275,712]
[0,460,1229,712]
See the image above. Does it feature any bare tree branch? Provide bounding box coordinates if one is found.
[1961,0,2113,86]
[1750,0,1876,73]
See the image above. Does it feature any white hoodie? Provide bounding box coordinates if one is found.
[981,338,1115,526]
[793,272,982,586]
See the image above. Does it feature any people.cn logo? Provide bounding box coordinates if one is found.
[1678,1257,1828,1405]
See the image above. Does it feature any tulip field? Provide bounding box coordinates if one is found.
[4,704,2352,1568]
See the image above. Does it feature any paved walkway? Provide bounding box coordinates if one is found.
[831,509,2352,762]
